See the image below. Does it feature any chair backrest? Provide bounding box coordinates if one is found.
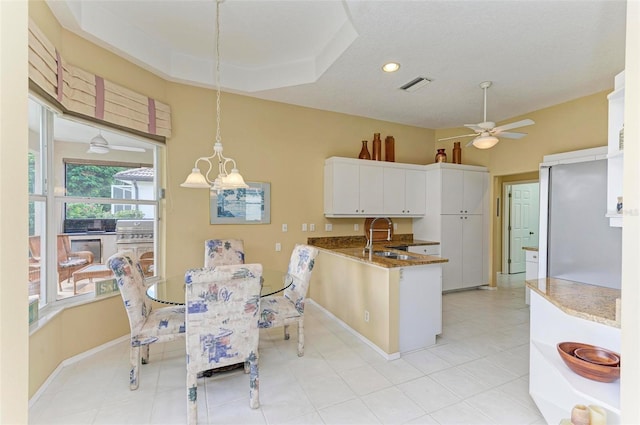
[204,239,245,267]
[283,244,319,310]
[57,235,71,263]
[28,236,41,261]
[107,251,152,337]
[184,264,262,371]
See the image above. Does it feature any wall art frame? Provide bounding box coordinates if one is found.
[210,182,271,224]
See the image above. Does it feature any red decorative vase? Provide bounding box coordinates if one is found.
[358,140,371,160]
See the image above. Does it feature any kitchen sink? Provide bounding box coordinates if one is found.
[373,251,419,261]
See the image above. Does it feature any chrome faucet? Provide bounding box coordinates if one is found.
[364,217,393,260]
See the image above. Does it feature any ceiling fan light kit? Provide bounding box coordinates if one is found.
[437,80,535,149]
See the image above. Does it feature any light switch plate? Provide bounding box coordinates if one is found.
[302,223,307,232]
[282,224,288,232]
[310,224,316,232]
[275,243,281,252]
[325,223,333,231]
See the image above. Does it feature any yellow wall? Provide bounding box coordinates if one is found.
[310,251,400,354]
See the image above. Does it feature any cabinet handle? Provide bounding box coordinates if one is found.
[533,255,537,259]
[464,216,468,219]
[464,210,468,213]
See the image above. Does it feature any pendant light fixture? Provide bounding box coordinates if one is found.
[181,0,248,192]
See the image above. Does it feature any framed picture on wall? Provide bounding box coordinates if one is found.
[210,182,271,224]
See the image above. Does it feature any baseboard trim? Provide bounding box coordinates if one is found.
[307,299,400,361]
[29,334,129,408]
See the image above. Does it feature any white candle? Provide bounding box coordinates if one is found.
[589,405,607,425]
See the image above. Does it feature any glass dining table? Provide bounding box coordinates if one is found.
[146,268,291,305]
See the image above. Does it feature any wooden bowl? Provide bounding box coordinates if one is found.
[574,347,620,366]
[557,342,621,383]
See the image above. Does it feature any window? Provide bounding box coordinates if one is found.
[28,96,162,308]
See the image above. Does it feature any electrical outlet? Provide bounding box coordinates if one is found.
[354,223,359,231]
[302,223,307,232]
[275,243,281,252]
[325,223,333,231]
[282,223,288,232]
[310,224,316,232]
[364,310,370,322]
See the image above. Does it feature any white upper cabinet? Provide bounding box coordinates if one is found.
[324,157,425,217]
[324,158,383,216]
[441,168,486,215]
[607,70,624,227]
[383,167,426,216]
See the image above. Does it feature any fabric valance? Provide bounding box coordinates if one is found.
[28,19,172,138]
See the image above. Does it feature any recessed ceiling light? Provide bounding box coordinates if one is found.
[382,62,400,73]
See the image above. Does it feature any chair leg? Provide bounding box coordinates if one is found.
[297,319,304,357]
[129,345,141,390]
[187,370,198,425]
[284,325,290,340]
[141,344,150,364]
[248,353,260,409]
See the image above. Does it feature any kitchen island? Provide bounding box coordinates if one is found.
[308,236,447,359]
[527,278,621,424]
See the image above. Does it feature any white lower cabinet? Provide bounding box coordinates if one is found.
[441,214,484,291]
[413,163,489,292]
[529,291,620,424]
[524,249,538,304]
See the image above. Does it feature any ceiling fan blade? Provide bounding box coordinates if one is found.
[498,131,528,139]
[466,138,477,148]
[464,124,483,132]
[110,145,146,152]
[438,133,477,142]
[492,118,535,133]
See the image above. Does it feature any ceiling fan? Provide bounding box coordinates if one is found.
[439,81,535,149]
[87,132,146,154]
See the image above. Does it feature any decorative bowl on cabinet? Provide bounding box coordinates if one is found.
[574,347,620,366]
[557,342,620,382]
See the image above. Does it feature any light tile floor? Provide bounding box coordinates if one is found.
[29,273,544,424]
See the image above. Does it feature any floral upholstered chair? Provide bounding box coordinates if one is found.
[258,244,319,356]
[204,239,245,267]
[107,251,185,390]
[184,264,262,425]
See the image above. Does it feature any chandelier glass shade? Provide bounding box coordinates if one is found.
[181,0,248,192]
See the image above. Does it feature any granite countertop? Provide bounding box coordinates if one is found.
[526,277,621,328]
[522,246,539,251]
[308,235,447,268]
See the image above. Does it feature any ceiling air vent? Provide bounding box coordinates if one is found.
[400,76,432,92]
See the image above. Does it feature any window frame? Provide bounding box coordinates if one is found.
[28,95,163,310]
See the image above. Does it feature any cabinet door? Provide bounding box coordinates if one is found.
[330,162,360,214]
[383,167,406,215]
[462,171,486,215]
[441,215,463,291]
[462,214,484,288]
[405,169,426,215]
[440,169,464,214]
[359,164,384,215]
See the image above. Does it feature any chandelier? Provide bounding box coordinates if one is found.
[181,0,248,192]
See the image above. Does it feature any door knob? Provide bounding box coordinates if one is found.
[529,231,534,235]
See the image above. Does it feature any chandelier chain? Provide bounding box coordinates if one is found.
[215,0,222,145]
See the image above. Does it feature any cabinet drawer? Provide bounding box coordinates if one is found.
[525,250,539,263]
[408,245,440,256]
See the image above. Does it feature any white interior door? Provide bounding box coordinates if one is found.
[508,182,540,273]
